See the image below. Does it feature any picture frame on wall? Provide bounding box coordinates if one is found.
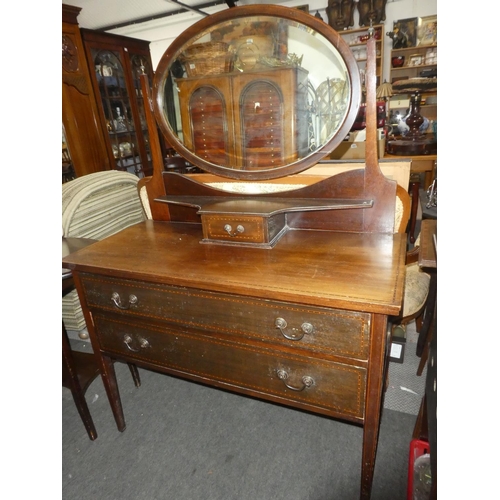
[408,54,423,66]
[418,15,437,46]
[393,17,419,48]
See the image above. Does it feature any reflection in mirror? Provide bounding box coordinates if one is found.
[155,13,355,176]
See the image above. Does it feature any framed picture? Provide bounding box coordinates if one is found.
[392,17,419,48]
[418,15,437,46]
[408,54,423,66]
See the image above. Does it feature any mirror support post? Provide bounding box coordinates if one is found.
[140,73,172,221]
[362,32,398,232]
[364,34,379,176]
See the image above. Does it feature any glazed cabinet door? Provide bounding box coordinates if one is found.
[174,67,309,170]
[176,76,235,167]
[232,67,309,169]
[81,29,156,177]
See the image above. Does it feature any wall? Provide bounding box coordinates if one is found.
[108,0,437,82]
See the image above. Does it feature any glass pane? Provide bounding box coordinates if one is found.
[92,49,145,176]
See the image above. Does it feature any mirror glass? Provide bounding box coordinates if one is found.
[153,6,361,179]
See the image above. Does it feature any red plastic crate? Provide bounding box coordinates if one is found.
[407,439,431,500]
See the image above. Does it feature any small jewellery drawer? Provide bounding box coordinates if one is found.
[80,274,371,360]
[200,213,287,248]
[93,314,367,420]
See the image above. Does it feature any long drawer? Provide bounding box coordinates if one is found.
[93,313,367,420]
[81,274,371,360]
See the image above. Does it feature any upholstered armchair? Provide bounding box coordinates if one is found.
[62,170,148,338]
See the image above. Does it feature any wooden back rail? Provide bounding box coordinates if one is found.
[140,36,398,236]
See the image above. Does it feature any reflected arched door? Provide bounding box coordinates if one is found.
[189,86,230,167]
[240,81,284,170]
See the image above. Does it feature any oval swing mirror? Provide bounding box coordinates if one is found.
[153,4,361,180]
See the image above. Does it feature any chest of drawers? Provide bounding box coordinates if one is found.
[63,220,406,499]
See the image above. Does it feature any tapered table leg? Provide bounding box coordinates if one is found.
[99,354,127,432]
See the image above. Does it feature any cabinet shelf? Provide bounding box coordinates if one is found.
[110,130,138,136]
[391,64,436,71]
[388,40,438,138]
[339,24,384,87]
[349,41,382,49]
[391,44,437,54]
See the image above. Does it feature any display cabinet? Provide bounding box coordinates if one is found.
[176,67,309,170]
[62,4,111,179]
[389,44,437,83]
[388,44,437,135]
[339,24,384,87]
[81,29,156,177]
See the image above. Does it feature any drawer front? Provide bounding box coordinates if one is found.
[81,274,371,360]
[202,215,265,243]
[94,314,366,419]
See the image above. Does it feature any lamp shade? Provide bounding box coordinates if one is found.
[376,80,393,99]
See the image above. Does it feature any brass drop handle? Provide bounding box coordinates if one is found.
[111,292,138,310]
[224,223,245,237]
[275,318,314,341]
[276,369,314,392]
[123,334,150,352]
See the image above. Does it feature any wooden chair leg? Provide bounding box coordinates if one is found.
[417,311,435,376]
[62,323,98,440]
[408,179,420,244]
[128,363,141,388]
[416,273,437,357]
[415,312,424,333]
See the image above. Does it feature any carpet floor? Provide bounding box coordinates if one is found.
[384,320,426,416]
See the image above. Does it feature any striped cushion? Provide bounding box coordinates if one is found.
[62,170,146,239]
[62,289,86,331]
[62,171,146,331]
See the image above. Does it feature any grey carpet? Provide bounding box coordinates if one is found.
[384,321,426,415]
[63,358,418,500]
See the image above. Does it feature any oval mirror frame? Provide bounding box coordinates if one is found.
[153,4,362,180]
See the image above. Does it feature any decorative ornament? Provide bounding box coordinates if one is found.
[326,0,355,31]
[357,0,387,27]
[62,34,79,72]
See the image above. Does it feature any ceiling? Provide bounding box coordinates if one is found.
[62,0,263,31]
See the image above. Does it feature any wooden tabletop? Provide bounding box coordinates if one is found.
[63,237,98,259]
[63,237,98,282]
[418,219,437,269]
[62,221,407,315]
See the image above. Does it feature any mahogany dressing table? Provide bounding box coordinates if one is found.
[62,7,406,498]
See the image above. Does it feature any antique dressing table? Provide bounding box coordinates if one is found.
[62,6,406,499]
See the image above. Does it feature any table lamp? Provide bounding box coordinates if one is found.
[386,77,437,155]
[376,80,393,122]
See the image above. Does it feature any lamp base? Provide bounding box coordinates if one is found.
[386,91,436,155]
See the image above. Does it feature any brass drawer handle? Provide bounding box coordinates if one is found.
[224,223,245,237]
[111,292,138,310]
[275,318,314,341]
[123,334,150,352]
[276,369,314,392]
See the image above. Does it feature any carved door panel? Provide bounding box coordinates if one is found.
[240,81,285,170]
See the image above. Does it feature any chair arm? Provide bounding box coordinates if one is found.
[406,246,420,265]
